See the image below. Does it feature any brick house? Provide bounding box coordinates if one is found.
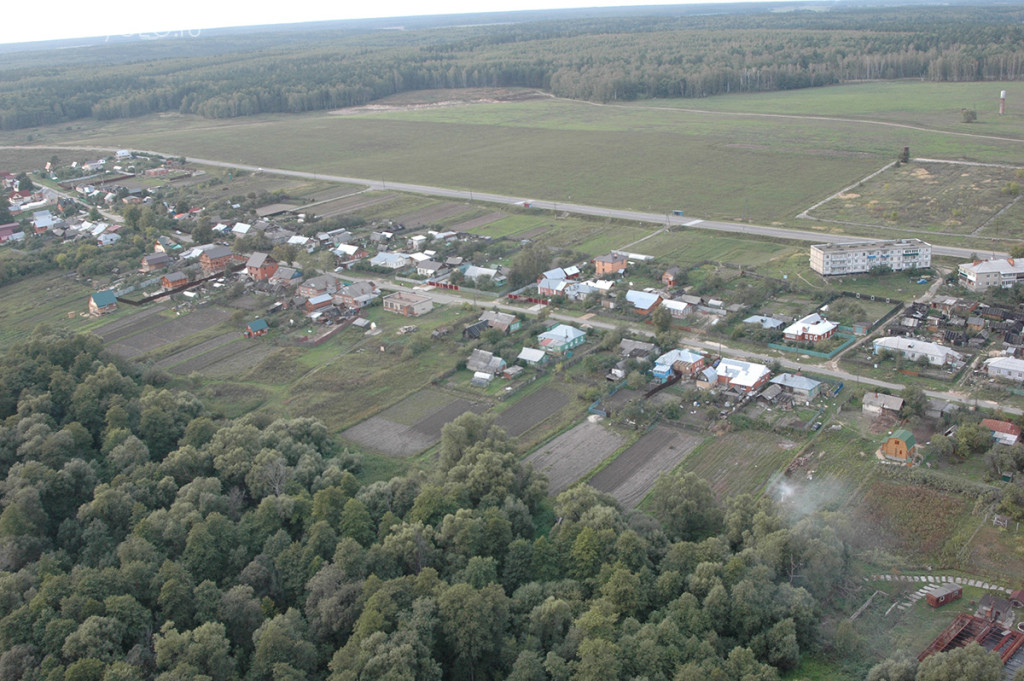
[593,252,628,276]
[246,252,279,281]
[245,318,269,338]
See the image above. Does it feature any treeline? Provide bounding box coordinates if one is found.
[0,327,864,680]
[2,5,1024,129]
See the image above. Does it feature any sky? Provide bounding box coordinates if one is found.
[9,0,769,45]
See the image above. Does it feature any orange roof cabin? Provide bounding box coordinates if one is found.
[246,252,278,281]
[925,583,962,608]
[244,318,269,338]
[880,429,918,465]
[88,290,117,316]
[593,252,628,276]
[160,272,188,291]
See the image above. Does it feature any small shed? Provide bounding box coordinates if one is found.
[245,319,269,338]
[925,583,962,608]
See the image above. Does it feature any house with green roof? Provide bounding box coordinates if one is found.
[88,290,117,316]
[245,318,269,338]
[880,428,918,466]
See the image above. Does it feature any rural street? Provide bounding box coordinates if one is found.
[1,145,1005,259]
[337,272,1019,415]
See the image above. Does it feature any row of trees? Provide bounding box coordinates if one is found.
[3,6,1024,129]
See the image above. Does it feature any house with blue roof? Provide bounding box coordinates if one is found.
[652,348,706,383]
[625,290,663,315]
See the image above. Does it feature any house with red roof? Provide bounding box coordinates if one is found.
[981,418,1021,446]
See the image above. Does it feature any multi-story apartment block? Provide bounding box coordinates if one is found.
[809,239,931,276]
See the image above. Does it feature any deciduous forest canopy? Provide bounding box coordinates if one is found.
[2,4,1024,130]
[0,328,850,680]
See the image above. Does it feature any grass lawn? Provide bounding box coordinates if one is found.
[0,270,112,345]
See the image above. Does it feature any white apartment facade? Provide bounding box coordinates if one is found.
[957,258,1024,291]
[810,239,931,276]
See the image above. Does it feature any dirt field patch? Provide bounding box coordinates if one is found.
[315,192,399,219]
[588,425,702,508]
[394,202,473,229]
[93,304,170,342]
[106,307,232,359]
[848,480,968,563]
[526,419,628,495]
[342,393,486,457]
[451,212,507,232]
[496,388,570,437]
[156,332,239,369]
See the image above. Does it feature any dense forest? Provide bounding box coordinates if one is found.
[0,327,855,680]
[2,5,1024,130]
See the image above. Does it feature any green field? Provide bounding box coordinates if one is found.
[808,160,1024,237]
[675,430,805,499]
[0,272,111,345]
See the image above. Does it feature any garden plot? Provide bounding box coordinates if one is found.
[525,419,628,495]
[105,307,232,359]
[342,390,486,457]
[495,387,570,437]
[451,212,507,232]
[155,332,239,369]
[394,202,473,228]
[92,304,171,342]
[588,425,702,508]
[313,192,398,219]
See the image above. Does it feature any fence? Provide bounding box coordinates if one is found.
[769,332,857,359]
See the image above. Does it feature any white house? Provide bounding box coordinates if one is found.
[370,252,411,269]
[985,356,1024,382]
[873,336,963,366]
[783,313,838,342]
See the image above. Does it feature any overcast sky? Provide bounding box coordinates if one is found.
[6,0,770,45]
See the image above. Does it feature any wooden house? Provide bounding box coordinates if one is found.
[200,246,235,276]
[160,272,188,291]
[880,429,918,465]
